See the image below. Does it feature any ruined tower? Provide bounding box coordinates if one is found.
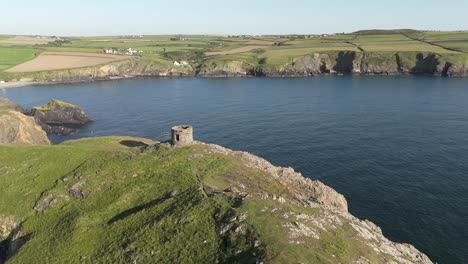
[171,125,193,147]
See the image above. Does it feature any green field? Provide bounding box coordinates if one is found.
[1,30,468,79]
[0,47,39,71]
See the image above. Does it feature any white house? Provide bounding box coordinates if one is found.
[174,61,189,67]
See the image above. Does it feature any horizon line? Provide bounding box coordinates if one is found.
[1,29,468,37]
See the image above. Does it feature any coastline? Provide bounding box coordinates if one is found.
[0,76,135,89]
[0,81,43,89]
[0,72,460,90]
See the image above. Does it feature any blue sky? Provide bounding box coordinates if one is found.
[1,0,467,35]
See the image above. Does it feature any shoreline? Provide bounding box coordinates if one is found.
[0,72,461,89]
[0,76,135,89]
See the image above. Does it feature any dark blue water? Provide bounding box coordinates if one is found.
[2,76,468,263]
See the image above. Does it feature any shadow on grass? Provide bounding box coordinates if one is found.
[119,140,149,148]
[108,192,172,224]
[108,188,205,230]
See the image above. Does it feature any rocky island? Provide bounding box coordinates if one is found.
[0,98,92,145]
[30,100,92,135]
[0,118,432,263]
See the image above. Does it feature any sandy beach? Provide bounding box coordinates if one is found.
[0,81,40,89]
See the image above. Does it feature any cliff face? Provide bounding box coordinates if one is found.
[261,52,468,77]
[0,110,50,145]
[0,137,432,263]
[198,60,252,77]
[6,51,468,83]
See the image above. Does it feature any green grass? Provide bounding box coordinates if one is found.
[32,100,76,111]
[0,137,412,263]
[0,47,39,71]
[1,139,237,263]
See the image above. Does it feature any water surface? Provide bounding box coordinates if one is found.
[3,76,468,263]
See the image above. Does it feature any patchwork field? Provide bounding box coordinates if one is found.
[5,52,127,72]
[0,30,468,78]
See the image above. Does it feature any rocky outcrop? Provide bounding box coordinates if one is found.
[31,100,92,135]
[445,64,468,77]
[198,60,251,77]
[197,141,432,263]
[264,55,325,77]
[200,142,348,211]
[359,53,400,74]
[0,110,50,145]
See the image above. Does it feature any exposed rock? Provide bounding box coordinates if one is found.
[359,53,400,75]
[67,180,91,199]
[33,194,57,212]
[283,221,320,242]
[200,142,348,211]
[447,64,468,77]
[197,141,432,263]
[0,98,25,113]
[0,110,50,145]
[0,216,21,241]
[31,99,92,135]
[198,60,251,77]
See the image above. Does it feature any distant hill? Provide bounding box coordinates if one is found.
[353,29,421,35]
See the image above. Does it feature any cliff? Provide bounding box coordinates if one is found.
[3,50,468,85]
[0,98,50,145]
[0,137,431,263]
[0,110,50,145]
[258,52,468,77]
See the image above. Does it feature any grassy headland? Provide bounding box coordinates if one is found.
[0,137,431,263]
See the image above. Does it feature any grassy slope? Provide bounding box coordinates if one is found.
[0,137,405,263]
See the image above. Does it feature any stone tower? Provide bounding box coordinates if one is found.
[171,125,193,147]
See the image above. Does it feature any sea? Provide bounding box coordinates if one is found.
[3,76,468,263]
